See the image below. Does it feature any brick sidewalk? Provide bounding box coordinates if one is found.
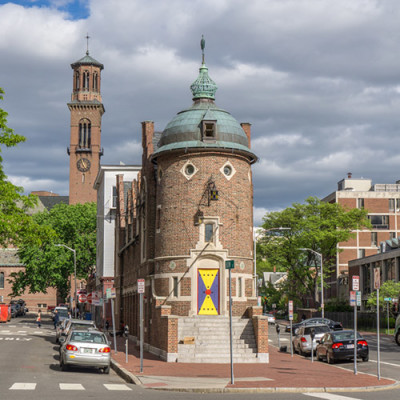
[110,335,396,390]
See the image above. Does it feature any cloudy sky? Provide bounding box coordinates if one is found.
[2,0,400,226]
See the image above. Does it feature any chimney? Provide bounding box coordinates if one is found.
[141,121,154,160]
[241,122,252,148]
[347,172,352,179]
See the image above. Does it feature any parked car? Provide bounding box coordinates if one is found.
[52,307,70,323]
[395,313,400,346]
[264,313,276,324]
[316,330,369,364]
[286,317,343,333]
[10,304,19,318]
[10,300,25,316]
[56,319,70,343]
[59,319,97,346]
[59,329,111,373]
[292,324,331,356]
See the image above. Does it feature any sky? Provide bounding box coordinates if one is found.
[2,0,400,226]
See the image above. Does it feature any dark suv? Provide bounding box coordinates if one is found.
[395,314,400,346]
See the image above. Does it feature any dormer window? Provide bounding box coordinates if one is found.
[202,120,216,141]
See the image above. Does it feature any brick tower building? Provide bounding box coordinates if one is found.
[68,49,104,204]
[115,39,268,363]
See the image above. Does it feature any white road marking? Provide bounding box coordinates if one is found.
[17,331,27,333]
[303,393,362,400]
[59,383,85,390]
[369,359,400,367]
[104,384,132,391]
[9,383,36,390]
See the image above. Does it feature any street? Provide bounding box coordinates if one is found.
[269,322,400,382]
[0,315,400,400]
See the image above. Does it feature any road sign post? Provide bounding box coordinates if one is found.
[138,279,145,373]
[225,260,234,385]
[288,300,293,357]
[374,267,381,380]
[351,276,360,376]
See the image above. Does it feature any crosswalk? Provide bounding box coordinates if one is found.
[9,382,132,391]
[304,394,362,400]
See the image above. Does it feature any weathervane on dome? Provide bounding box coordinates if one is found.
[201,34,205,64]
[86,33,90,55]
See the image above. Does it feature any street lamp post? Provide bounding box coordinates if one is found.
[55,244,77,318]
[254,227,291,297]
[299,248,324,318]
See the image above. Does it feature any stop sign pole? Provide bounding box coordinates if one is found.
[374,267,381,380]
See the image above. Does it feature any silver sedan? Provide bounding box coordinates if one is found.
[59,329,111,373]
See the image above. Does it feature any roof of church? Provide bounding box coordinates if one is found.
[152,38,256,163]
[71,51,104,70]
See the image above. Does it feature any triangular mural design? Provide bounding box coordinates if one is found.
[198,269,219,315]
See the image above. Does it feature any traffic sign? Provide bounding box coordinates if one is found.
[356,291,361,306]
[138,279,145,294]
[352,275,359,291]
[225,260,234,270]
[86,292,93,304]
[288,300,293,321]
[384,297,392,302]
[374,268,380,289]
[350,291,356,306]
[78,294,87,303]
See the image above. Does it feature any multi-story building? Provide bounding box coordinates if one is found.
[323,173,400,298]
[113,39,269,363]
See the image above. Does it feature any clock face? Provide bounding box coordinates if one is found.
[77,158,91,172]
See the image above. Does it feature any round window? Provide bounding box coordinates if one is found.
[224,165,232,176]
[185,164,195,175]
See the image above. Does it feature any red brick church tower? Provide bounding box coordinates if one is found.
[115,38,268,363]
[68,46,104,204]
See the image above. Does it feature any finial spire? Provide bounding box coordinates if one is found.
[86,33,90,55]
[201,34,205,64]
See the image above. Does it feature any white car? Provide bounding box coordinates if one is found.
[265,313,276,324]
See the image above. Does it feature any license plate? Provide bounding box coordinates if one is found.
[83,348,93,354]
[346,344,354,349]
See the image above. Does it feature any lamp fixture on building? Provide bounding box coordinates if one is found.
[194,209,204,226]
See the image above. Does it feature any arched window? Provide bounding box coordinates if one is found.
[0,272,4,289]
[93,72,98,91]
[78,118,91,148]
[75,71,80,90]
[83,70,90,90]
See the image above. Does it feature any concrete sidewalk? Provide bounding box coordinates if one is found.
[109,335,399,393]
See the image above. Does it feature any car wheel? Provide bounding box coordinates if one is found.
[299,347,305,357]
[327,352,334,364]
[316,351,322,362]
[362,355,369,362]
[103,365,110,374]
[395,331,400,346]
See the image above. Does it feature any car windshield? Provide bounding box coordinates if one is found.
[58,310,69,317]
[304,325,330,334]
[71,323,95,330]
[70,332,106,344]
[332,331,362,341]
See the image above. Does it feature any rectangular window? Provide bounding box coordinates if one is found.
[202,121,216,141]
[0,272,4,289]
[371,232,377,247]
[205,223,214,242]
[156,206,161,231]
[397,199,400,210]
[358,249,365,258]
[112,186,118,208]
[173,277,179,297]
[389,199,395,212]
[368,215,389,229]
[357,198,364,209]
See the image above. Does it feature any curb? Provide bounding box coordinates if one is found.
[111,358,400,393]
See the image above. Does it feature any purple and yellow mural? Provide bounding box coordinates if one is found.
[198,269,219,315]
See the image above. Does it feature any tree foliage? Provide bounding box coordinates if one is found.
[9,202,97,300]
[258,197,370,306]
[367,280,400,316]
[0,88,37,246]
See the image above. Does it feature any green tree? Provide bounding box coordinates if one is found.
[0,88,37,246]
[258,197,370,305]
[9,202,97,300]
[367,280,400,316]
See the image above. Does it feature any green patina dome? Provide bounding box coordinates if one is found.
[152,38,256,163]
[71,51,104,70]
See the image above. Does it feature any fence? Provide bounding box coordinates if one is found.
[324,311,394,330]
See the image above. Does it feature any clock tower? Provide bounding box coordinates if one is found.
[68,48,104,204]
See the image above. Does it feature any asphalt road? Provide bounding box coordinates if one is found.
[269,321,400,382]
[1,315,400,400]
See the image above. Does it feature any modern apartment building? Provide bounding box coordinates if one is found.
[323,173,400,298]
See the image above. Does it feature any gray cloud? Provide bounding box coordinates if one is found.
[2,0,400,226]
